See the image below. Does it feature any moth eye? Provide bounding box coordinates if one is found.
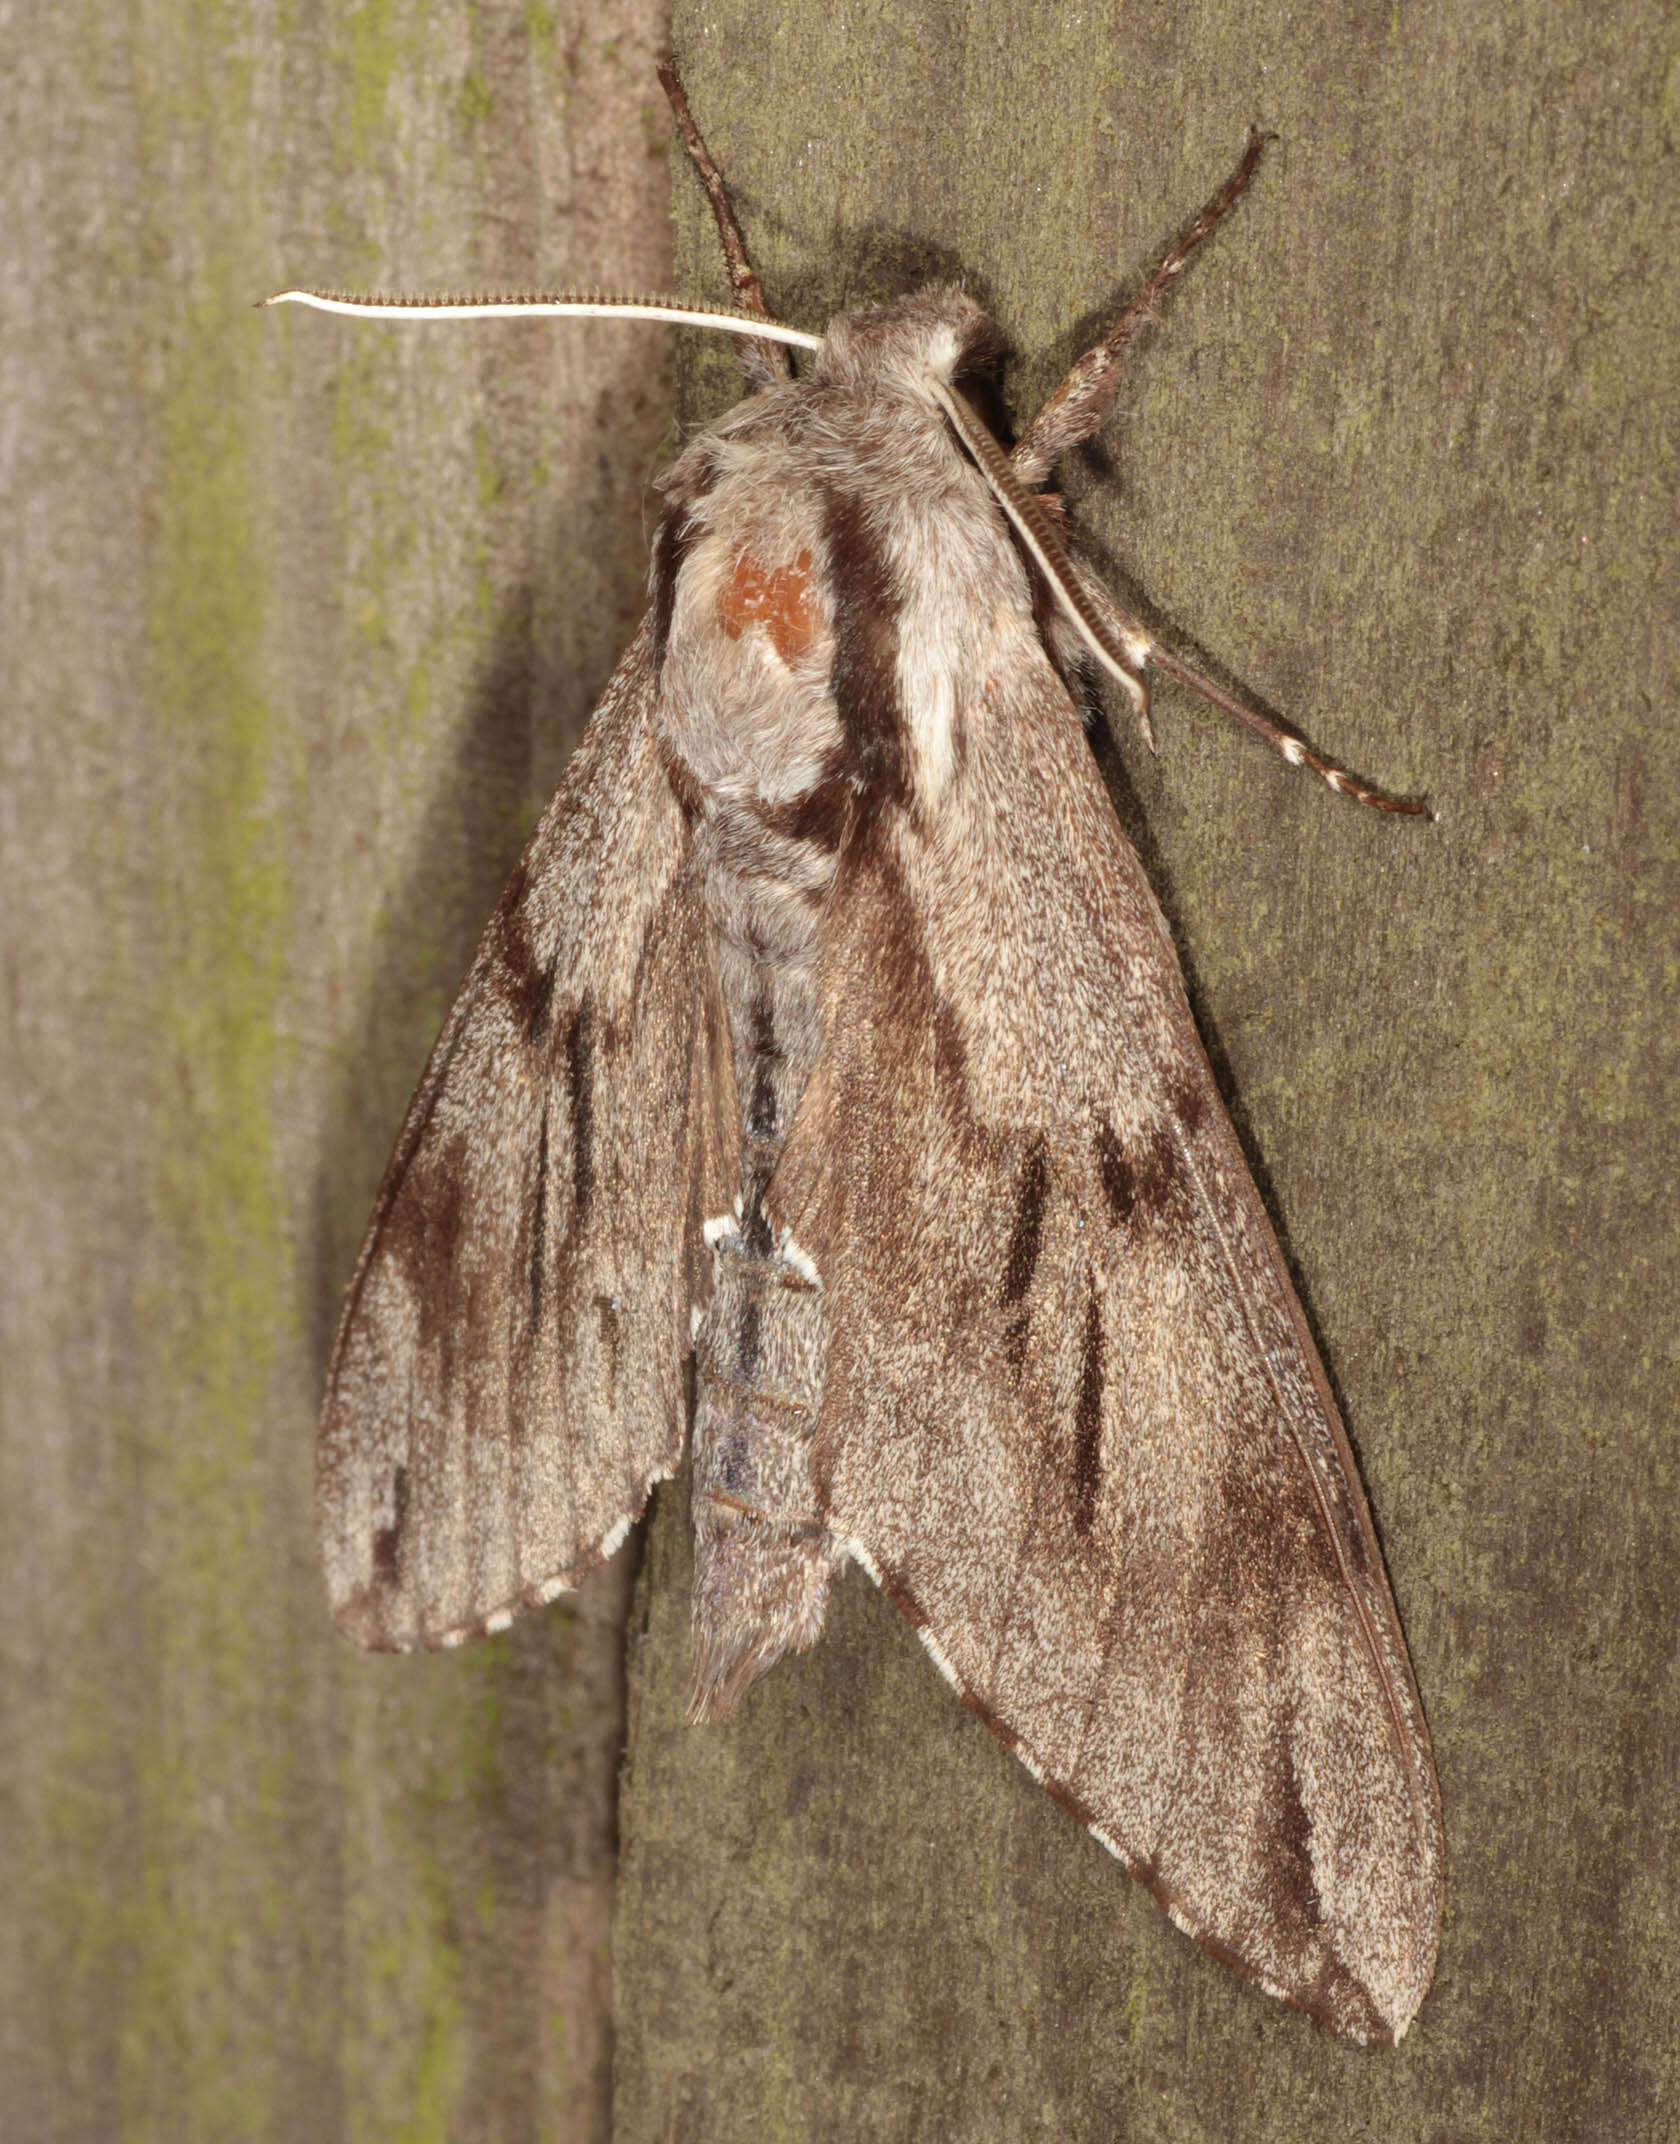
[952,311,1007,378]
[947,371,1012,451]
[716,546,819,665]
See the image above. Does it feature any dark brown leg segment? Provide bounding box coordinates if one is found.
[657,60,793,388]
[1013,131,1272,483]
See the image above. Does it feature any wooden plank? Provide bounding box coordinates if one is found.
[0,5,669,2137]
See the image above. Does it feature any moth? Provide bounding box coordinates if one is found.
[282,67,1443,2044]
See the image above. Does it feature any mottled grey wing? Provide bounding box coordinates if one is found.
[320,625,737,1650]
[773,665,1442,2043]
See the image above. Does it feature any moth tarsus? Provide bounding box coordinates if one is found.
[1141,639,1433,815]
[1102,124,1279,359]
[307,67,1442,2046]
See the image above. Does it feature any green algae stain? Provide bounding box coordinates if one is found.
[346,1858,467,2144]
[52,19,316,2137]
[378,1939,466,2144]
[342,0,404,162]
[524,1,558,73]
[459,66,495,129]
[89,190,302,2129]
[344,1857,467,2144]
[336,1647,510,2143]
[127,201,305,2128]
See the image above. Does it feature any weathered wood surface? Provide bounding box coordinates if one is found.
[7,3,1676,2139]
[1,5,668,2139]
[613,5,1679,2140]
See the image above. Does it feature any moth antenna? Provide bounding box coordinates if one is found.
[261,286,821,353]
[1013,129,1275,484]
[933,380,1427,816]
[656,60,792,390]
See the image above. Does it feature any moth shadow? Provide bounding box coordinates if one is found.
[778,224,986,324]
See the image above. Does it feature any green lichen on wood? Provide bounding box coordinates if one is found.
[97,43,299,2140]
[340,0,404,161]
[9,4,672,2139]
[333,1643,512,2142]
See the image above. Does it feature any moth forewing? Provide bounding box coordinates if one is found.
[768,603,1439,2041]
[304,68,1439,2044]
[316,631,740,1651]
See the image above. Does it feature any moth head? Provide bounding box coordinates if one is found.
[811,287,1007,417]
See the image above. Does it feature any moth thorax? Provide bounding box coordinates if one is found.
[660,461,838,758]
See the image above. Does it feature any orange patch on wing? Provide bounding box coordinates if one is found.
[717,547,818,664]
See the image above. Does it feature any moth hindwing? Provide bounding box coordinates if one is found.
[309,71,1441,2046]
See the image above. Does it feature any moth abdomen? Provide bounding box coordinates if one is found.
[746,995,782,1139]
[689,1215,839,1723]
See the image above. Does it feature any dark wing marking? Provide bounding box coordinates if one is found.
[319,625,737,1649]
[772,649,1441,2043]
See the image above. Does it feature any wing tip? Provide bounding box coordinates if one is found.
[851,1538,1438,2046]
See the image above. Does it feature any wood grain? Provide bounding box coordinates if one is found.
[0,5,669,2138]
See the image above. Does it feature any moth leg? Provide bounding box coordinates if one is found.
[657,60,794,390]
[1069,556,1430,813]
[931,361,1426,812]
[1012,130,1272,485]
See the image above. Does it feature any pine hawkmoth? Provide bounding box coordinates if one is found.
[278,67,1443,2044]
